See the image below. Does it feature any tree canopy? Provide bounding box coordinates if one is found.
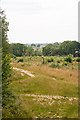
[42,41,80,56]
[1,11,13,116]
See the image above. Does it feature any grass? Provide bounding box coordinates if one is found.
[10,72,78,97]
[18,95,78,118]
[7,56,79,118]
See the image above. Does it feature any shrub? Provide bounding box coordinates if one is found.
[17,58,23,62]
[50,63,60,68]
[51,57,54,62]
[64,56,72,63]
[57,60,61,63]
[47,57,54,63]
[76,57,80,62]
[63,62,68,66]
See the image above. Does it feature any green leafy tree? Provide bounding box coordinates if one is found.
[42,41,80,56]
[1,11,32,118]
[1,10,11,100]
[1,10,15,117]
[42,43,60,56]
[10,43,27,57]
[25,46,34,56]
[59,41,80,55]
[42,44,53,56]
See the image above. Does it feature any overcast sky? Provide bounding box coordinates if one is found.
[1,0,78,44]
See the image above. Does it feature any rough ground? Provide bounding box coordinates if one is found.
[13,67,35,77]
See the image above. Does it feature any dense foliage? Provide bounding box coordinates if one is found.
[1,10,12,106]
[10,41,80,57]
[10,43,26,56]
[10,43,42,56]
[59,41,80,55]
[0,11,18,118]
[42,43,59,56]
[43,41,80,56]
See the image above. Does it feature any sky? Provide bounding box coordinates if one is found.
[1,0,78,44]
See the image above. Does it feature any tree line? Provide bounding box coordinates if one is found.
[10,41,80,57]
[10,43,42,57]
[43,41,80,56]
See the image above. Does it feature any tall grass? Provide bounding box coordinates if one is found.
[8,55,78,118]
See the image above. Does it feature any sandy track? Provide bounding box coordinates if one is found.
[13,67,35,77]
[20,94,78,101]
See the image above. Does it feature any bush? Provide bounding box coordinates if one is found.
[47,57,54,63]
[47,59,51,62]
[64,56,72,63]
[63,62,68,66]
[51,57,54,62]
[17,58,23,62]
[57,60,61,63]
[76,57,80,62]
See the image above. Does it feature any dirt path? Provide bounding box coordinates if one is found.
[13,67,35,77]
[20,93,78,101]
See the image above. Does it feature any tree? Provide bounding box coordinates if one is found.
[1,10,11,94]
[42,41,80,56]
[42,43,60,56]
[42,44,53,56]
[10,43,27,57]
[0,10,15,118]
[25,46,34,56]
[59,41,80,55]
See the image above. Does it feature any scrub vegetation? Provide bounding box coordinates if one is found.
[1,10,79,119]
